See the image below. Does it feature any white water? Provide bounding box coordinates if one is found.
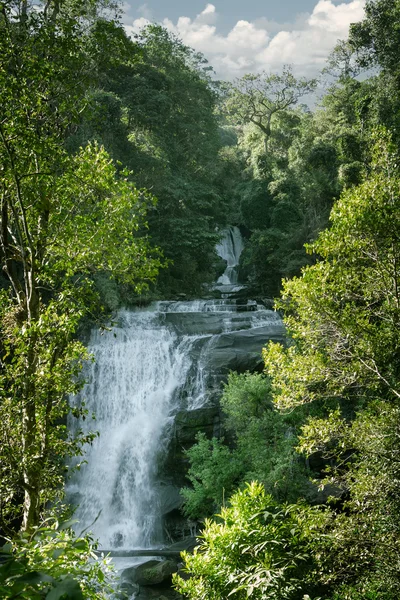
[216,226,244,285]
[68,228,284,550]
[68,311,200,549]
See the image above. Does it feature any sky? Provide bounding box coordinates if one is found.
[121,0,366,79]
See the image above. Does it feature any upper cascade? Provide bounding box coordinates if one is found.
[155,299,260,313]
[216,226,244,287]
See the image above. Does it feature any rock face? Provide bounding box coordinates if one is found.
[160,406,222,541]
[120,559,182,600]
[174,406,221,447]
[121,559,178,586]
[205,324,285,375]
[116,581,139,599]
[160,315,284,542]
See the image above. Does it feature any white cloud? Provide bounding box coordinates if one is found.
[137,3,153,20]
[125,1,366,79]
[196,3,217,24]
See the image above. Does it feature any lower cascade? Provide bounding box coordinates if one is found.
[67,230,285,550]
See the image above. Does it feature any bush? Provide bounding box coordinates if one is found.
[0,520,117,599]
[174,482,325,600]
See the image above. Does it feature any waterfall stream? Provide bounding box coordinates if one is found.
[67,228,284,550]
[216,226,244,286]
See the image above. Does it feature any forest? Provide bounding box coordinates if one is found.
[1,0,400,598]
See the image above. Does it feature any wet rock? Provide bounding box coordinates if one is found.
[162,407,221,489]
[136,587,182,600]
[165,536,198,552]
[115,581,140,599]
[157,484,183,516]
[174,407,221,446]
[121,559,178,587]
[206,324,285,374]
[164,312,230,335]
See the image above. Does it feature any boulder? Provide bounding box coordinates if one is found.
[164,310,282,337]
[115,581,140,599]
[157,484,183,516]
[165,536,198,552]
[121,559,178,587]
[136,587,182,600]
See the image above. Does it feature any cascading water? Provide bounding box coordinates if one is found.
[68,311,198,549]
[216,226,244,286]
[68,228,285,551]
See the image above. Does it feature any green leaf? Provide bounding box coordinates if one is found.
[46,577,84,600]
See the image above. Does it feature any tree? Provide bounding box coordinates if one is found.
[224,67,316,146]
[261,131,400,596]
[0,1,161,531]
[69,23,226,295]
[181,373,313,521]
[349,0,400,74]
[263,131,400,410]
[181,433,244,519]
[0,520,117,599]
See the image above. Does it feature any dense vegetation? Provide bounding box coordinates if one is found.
[174,1,400,599]
[2,0,400,597]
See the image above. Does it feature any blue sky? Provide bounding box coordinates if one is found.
[122,1,366,79]
[124,1,319,32]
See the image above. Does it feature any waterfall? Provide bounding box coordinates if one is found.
[216,226,244,286]
[68,229,284,550]
[68,310,198,549]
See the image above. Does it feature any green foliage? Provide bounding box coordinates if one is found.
[182,373,312,520]
[71,21,226,295]
[0,0,161,530]
[224,67,316,140]
[174,482,324,600]
[220,372,273,430]
[181,433,244,519]
[239,180,272,230]
[263,132,400,410]
[302,404,400,598]
[222,100,345,295]
[0,290,96,528]
[261,131,400,597]
[349,0,400,73]
[132,26,224,294]
[0,520,116,599]
[222,373,311,503]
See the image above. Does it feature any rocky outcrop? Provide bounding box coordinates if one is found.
[121,559,178,586]
[157,484,184,516]
[119,559,182,600]
[173,406,221,447]
[205,324,285,375]
[166,536,198,552]
[163,406,221,486]
[160,407,222,541]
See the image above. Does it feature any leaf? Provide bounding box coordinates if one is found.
[46,576,84,600]
[16,571,55,585]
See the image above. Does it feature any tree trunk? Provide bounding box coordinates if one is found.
[21,304,41,531]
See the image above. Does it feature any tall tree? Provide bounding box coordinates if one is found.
[224,67,316,147]
[0,0,160,530]
[68,23,226,295]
